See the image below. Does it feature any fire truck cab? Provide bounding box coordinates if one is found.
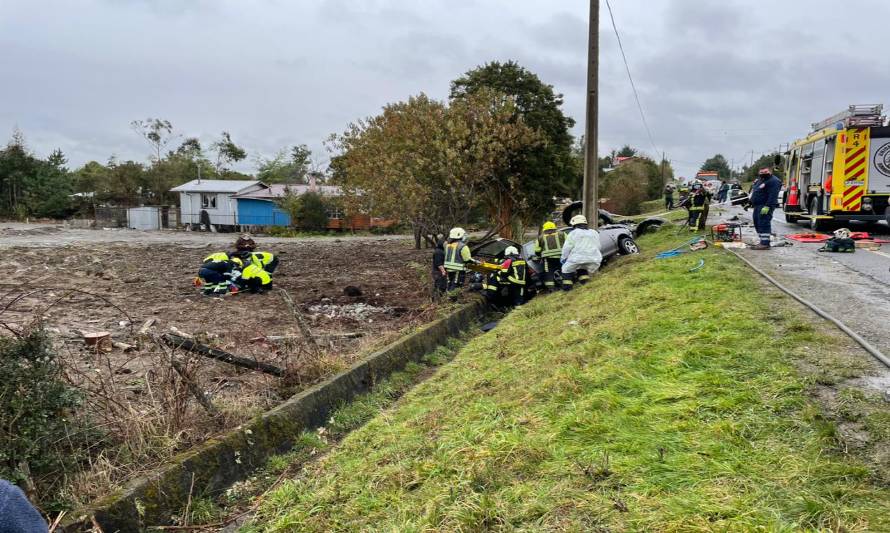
[784,104,890,231]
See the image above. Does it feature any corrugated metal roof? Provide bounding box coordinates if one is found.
[170,180,261,193]
[232,183,342,199]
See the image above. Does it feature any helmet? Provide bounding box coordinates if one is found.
[570,214,588,226]
[834,228,851,239]
[504,246,519,256]
[758,167,771,176]
[692,182,703,190]
[449,227,466,240]
[542,221,557,231]
[230,257,243,267]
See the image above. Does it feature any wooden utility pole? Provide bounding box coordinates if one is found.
[582,0,600,227]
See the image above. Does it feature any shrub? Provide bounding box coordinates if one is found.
[278,191,330,231]
[0,330,81,495]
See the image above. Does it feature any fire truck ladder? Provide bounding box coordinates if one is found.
[811,104,885,132]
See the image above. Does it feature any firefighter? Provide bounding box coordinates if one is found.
[236,263,273,293]
[678,183,690,206]
[480,257,505,308]
[534,221,565,292]
[664,183,674,210]
[197,254,242,296]
[561,214,602,290]
[498,246,527,306]
[443,227,476,291]
[749,167,782,250]
[242,250,279,273]
[686,182,708,231]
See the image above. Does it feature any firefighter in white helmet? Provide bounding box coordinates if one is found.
[498,245,527,306]
[560,214,602,290]
[443,227,476,292]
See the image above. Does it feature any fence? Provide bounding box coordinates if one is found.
[94,206,180,230]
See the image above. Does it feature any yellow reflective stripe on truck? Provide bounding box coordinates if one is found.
[839,128,869,211]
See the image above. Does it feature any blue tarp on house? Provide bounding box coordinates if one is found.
[236,198,291,226]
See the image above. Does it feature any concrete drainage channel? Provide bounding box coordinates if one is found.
[66,300,486,531]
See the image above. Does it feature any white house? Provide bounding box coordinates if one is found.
[170,179,264,227]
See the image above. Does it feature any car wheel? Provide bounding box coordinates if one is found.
[784,213,798,223]
[617,236,639,255]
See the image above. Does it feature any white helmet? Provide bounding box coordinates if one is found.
[504,245,519,256]
[834,228,851,239]
[449,227,466,240]
[570,214,588,226]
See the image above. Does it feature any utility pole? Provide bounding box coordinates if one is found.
[661,151,666,187]
[582,0,599,227]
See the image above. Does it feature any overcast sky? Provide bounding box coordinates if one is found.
[3,0,890,179]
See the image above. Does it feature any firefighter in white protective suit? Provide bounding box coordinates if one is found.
[560,214,602,291]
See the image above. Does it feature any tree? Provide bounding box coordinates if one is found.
[280,190,329,231]
[211,131,247,175]
[616,145,638,158]
[450,61,576,232]
[131,118,178,164]
[330,91,540,246]
[256,144,313,184]
[700,154,731,181]
[742,152,785,183]
[601,160,650,215]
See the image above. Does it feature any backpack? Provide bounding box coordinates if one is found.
[818,237,855,253]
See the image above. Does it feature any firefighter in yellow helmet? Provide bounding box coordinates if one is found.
[443,227,477,292]
[534,220,565,292]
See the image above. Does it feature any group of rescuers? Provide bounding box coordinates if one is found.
[196,235,279,296]
[663,167,782,249]
[432,213,602,308]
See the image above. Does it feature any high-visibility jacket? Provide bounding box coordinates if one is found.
[444,240,472,272]
[241,264,271,285]
[204,252,230,263]
[499,258,526,286]
[561,228,602,267]
[535,230,565,259]
[250,251,275,268]
[689,191,707,211]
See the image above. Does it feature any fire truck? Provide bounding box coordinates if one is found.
[784,104,890,231]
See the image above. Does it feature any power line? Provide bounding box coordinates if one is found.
[604,0,658,155]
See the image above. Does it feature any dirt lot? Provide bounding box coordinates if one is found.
[0,224,432,506]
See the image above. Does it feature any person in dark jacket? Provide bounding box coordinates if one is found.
[431,238,447,299]
[663,184,674,210]
[749,168,782,249]
[0,479,47,533]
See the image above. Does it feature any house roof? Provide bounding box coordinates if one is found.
[232,183,342,200]
[170,179,261,193]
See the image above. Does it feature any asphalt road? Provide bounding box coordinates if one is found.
[720,205,890,394]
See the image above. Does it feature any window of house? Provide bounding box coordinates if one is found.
[326,205,344,219]
[201,193,217,209]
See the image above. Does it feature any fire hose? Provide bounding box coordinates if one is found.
[728,249,890,369]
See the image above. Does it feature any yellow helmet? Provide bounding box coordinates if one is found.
[542,221,557,231]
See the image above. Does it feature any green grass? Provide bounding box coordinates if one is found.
[245,230,890,532]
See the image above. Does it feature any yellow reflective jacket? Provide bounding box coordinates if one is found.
[535,230,565,259]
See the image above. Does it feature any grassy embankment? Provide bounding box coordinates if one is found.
[245,229,890,532]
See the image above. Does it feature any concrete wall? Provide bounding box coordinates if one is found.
[68,300,484,531]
